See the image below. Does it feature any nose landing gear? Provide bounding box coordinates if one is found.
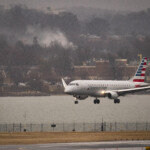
[74,101,79,104]
[94,99,100,104]
[114,99,120,104]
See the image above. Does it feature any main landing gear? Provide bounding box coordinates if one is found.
[74,101,79,104]
[114,99,120,104]
[94,98,100,104]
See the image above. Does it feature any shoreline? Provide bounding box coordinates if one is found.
[0,91,150,97]
[0,91,51,97]
[0,94,150,97]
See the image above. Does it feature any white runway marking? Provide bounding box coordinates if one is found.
[0,141,150,150]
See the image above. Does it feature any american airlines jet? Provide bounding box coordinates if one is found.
[62,57,150,104]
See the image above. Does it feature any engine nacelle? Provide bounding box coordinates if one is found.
[74,95,88,100]
[107,91,118,99]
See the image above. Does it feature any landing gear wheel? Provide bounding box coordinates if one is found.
[94,99,100,104]
[114,99,120,104]
[97,99,100,104]
[117,99,120,103]
[74,101,78,104]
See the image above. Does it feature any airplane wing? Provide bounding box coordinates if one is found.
[106,86,150,96]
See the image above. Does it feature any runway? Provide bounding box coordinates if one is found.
[0,141,150,150]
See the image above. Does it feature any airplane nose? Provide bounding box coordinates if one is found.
[64,88,67,93]
[64,87,72,94]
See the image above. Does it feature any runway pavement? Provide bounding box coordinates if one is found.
[0,140,150,150]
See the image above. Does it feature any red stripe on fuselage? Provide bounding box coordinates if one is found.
[135,85,140,87]
[133,79,144,82]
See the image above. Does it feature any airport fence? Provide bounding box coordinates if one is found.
[0,122,150,132]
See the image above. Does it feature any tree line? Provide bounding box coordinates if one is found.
[0,5,150,85]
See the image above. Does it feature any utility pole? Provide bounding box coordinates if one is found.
[138,54,142,62]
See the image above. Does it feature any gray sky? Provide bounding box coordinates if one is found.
[0,0,150,12]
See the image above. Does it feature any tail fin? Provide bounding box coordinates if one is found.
[131,57,148,82]
[62,78,67,88]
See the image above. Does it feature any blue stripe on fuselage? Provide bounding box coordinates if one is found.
[136,74,141,76]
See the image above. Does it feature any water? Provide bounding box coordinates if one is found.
[0,95,150,124]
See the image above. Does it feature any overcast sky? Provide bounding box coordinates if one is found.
[1,0,150,12]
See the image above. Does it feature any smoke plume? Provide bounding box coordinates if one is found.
[22,26,75,48]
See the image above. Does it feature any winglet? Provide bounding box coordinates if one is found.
[62,78,67,88]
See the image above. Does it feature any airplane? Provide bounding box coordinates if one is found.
[62,57,150,104]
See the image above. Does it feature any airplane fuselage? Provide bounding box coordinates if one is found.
[65,80,147,97]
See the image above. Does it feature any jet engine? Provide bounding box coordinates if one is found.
[107,91,118,99]
[74,95,88,100]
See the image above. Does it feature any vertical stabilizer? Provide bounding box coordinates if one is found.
[131,57,148,82]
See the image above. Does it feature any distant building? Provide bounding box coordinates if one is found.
[74,59,150,82]
[95,60,111,79]
[115,59,127,66]
[74,66,96,78]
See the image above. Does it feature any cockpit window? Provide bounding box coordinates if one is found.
[69,83,79,86]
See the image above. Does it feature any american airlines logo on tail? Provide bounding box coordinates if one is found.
[133,57,147,82]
